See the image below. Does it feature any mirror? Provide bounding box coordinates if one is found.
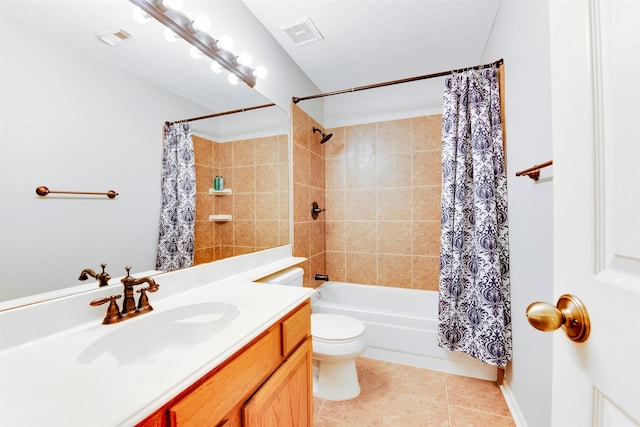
[0,1,290,303]
[189,106,290,264]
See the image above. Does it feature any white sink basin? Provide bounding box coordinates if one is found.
[77,302,239,366]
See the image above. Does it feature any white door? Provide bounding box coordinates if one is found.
[548,0,640,425]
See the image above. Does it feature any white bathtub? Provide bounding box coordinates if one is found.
[311,282,496,380]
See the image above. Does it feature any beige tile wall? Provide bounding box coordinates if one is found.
[193,133,289,265]
[291,103,327,287]
[291,103,443,290]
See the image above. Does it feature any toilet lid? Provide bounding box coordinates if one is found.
[311,314,365,340]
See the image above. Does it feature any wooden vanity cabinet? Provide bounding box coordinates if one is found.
[243,337,312,426]
[137,300,312,427]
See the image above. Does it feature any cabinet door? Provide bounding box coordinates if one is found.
[169,327,282,426]
[242,337,313,427]
[215,408,241,427]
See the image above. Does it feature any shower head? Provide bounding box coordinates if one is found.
[321,133,333,143]
[312,127,333,144]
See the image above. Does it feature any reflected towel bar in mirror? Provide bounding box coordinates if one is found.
[36,186,118,199]
[515,160,553,181]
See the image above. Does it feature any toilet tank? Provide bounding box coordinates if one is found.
[258,267,304,287]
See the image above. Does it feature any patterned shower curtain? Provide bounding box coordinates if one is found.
[437,66,512,368]
[156,123,196,271]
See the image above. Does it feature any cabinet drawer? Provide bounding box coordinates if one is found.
[281,301,311,356]
[169,326,282,426]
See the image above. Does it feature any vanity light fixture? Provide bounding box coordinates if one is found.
[189,46,203,59]
[132,6,151,24]
[216,35,234,51]
[158,0,183,12]
[210,61,223,73]
[129,0,265,87]
[254,66,267,79]
[237,52,252,66]
[163,27,179,43]
[190,14,211,32]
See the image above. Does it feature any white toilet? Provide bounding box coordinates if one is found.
[261,268,366,400]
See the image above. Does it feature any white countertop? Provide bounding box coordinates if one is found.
[0,247,311,426]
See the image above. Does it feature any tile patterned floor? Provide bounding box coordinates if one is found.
[313,357,516,427]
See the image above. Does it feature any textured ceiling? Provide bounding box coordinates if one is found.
[242,0,502,92]
[2,0,502,132]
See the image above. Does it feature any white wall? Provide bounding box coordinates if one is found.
[322,76,445,128]
[482,1,554,426]
[0,17,214,300]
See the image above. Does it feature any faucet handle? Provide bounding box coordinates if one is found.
[136,288,152,313]
[89,295,120,306]
[90,295,122,324]
[97,264,111,287]
[136,280,159,309]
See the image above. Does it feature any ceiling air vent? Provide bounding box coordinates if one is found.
[282,17,324,47]
[96,28,133,47]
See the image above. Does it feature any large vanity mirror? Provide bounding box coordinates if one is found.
[188,105,290,265]
[0,1,290,304]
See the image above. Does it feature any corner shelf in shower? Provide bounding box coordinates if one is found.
[209,189,232,222]
[209,188,232,196]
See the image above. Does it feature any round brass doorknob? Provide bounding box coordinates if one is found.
[526,294,590,342]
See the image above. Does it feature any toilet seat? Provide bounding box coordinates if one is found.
[312,314,365,343]
[310,313,366,401]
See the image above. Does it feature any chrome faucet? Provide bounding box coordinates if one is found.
[89,266,159,324]
[78,263,111,287]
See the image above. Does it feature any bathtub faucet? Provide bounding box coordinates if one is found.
[315,274,330,281]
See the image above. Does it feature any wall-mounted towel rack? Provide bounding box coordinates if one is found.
[515,160,553,181]
[35,186,118,199]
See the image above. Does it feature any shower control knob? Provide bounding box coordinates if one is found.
[526,294,590,342]
[311,201,326,219]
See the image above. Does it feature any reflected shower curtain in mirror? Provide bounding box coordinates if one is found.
[438,66,512,368]
[156,123,196,271]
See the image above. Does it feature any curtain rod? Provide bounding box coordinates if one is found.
[165,102,276,126]
[292,58,504,104]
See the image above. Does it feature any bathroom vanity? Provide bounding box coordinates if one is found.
[139,301,312,426]
[0,246,312,426]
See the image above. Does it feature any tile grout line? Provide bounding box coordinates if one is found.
[448,403,514,420]
[444,373,453,427]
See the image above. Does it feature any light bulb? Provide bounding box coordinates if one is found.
[161,0,183,11]
[217,35,233,51]
[237,52,252,66]
[132,6,150,24]
[190,46,203,59]
[191,15,211,32]
[164,28,179,43]
[228,74,240,85]
[210,62,223,73]
[253,66,267,79]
